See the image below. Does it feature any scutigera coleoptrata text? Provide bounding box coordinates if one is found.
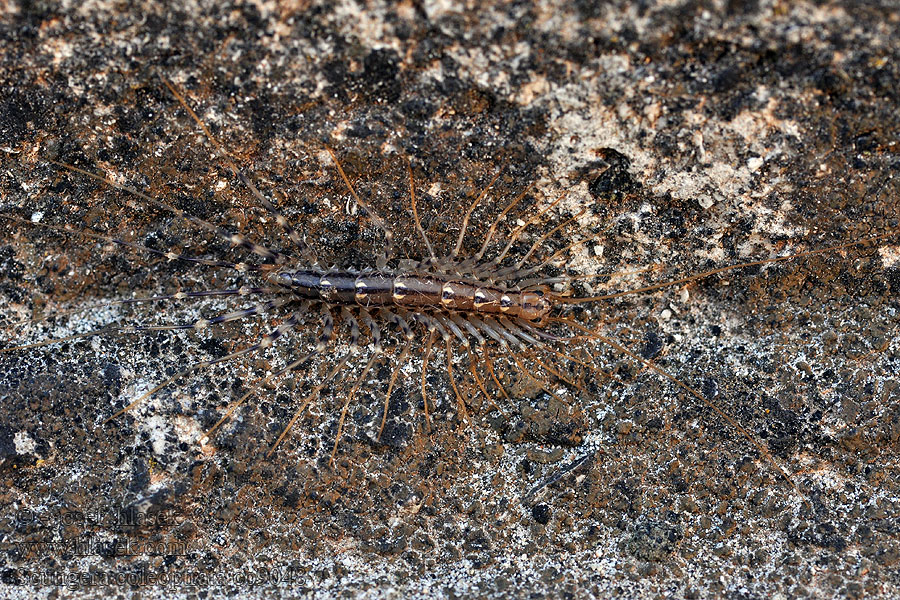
[3,62,900,600]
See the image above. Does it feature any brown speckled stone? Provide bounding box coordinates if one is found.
[1,1,899,598]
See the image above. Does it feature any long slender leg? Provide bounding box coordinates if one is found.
[160,77,319,265]
[267,351,354,457]
[331,351,381,465]
[538,344,620,386]
[0,213,275,274]
[407,158,436,263]
[47,160,294,266]
[480,342,512,402]
[476,192,567,273]
[266,304,348,457]
[202,346,317,444]
[491,208,587,277]
[379,340,412,440]
[465,342,501,414]
[420,330,437,430]
[450,168,502,259]
[326,148,394,269]
[469,184,535,263]
[521,348,583,391]
[507,349,571,406]
[104,307,304,424]
[564,318,810,507]
[328,307,382,462]
[3,294,293,353]
[444,337,469,425]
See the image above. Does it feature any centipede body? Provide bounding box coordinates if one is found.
[1,77,897,519]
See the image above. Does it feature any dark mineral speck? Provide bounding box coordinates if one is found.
[532,503,552,525]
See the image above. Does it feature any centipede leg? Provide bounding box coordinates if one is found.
[465,343,502,415]
[480,342,512,402]
[103,306,304,424]
[444,337,469,426]
[379,340,412,440]
[508,348,570,406]
[420,330,436,431]
[267,351,354,458]
[331,351,381,465]
[522,348,583,391]
[202,347,317,444]
[565,318,809,507]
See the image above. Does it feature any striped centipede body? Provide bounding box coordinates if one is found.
[1,76,897,511]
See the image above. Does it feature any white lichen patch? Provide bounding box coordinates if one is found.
[879,245,900,268]
[141,414,170,457]
[13,430,37,455]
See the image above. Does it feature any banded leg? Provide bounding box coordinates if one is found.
[327,148,395,269]
[331,351,381,465]
[379,340,412,439]
[564,318,809,507]
[48,160,295,266]
[2,292,292,353]
[104,307,305,424]
[160,77,319,266]
[267,303,350,457]
[267,351,354,457]
[420,330,437,431]
[444,337,469,425]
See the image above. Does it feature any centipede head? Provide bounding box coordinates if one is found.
[519,287,552,324]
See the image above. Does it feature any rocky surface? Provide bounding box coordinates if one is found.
[1,1,899,598]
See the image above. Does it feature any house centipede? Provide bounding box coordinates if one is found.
[1,76,897,510]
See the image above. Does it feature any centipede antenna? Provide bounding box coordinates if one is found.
[326,147,395,269]
[160,76,319,265]
[451,168,502,259]
[559,227,900,304]
[444,337,469,425]
[332,351,381,465]
[379,340,412,439]
[471,183,535,263]
[564,318,810,508]
[0,213,277,274]
[407,158,437,263]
